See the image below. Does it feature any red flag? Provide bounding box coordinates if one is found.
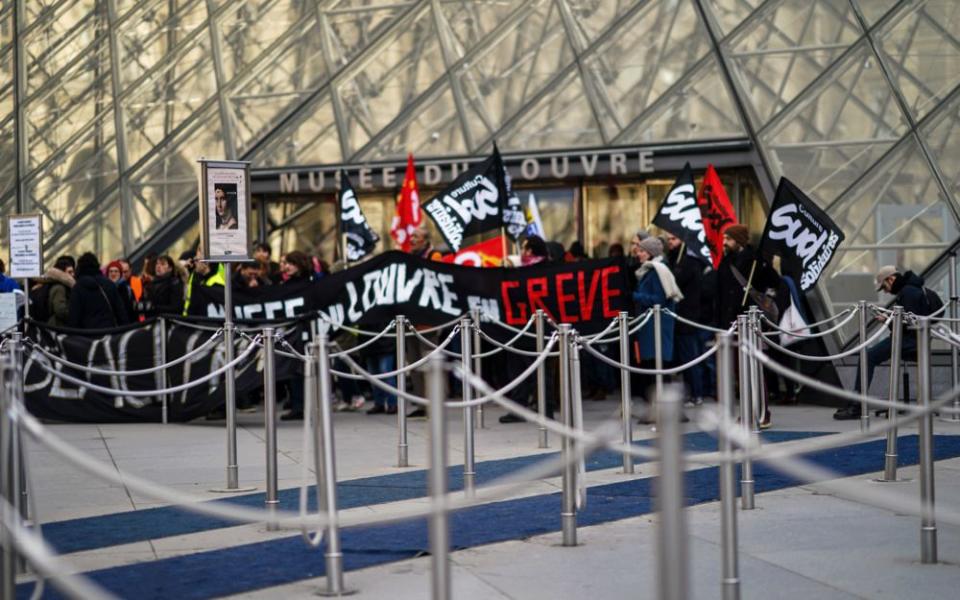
[390,154,422,252]
[696,164,737,269]
[440,235,505,268]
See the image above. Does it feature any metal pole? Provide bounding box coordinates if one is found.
[654,305,664,403]
[535,309,548,448]
[21,280,28,321]
[427,352,450,600]
[619,311,633,473]
[160,316,169,425]
[656,384,688,600]
[858,301,869,431]
[460,316,475,497]
[1,351,17,600]
[948,253,959,423]
[223,264,239,489]
[880,306,903,482]
[315,333,349,596]
[737,315,755,510]
[747,308,761,433]
[559,324,577,546]
[262,328,279,530]
[716,333,740,600]
[396,316,409,468]
[917,318,938,563]
[10,332,26,523]
[470,308,484,429]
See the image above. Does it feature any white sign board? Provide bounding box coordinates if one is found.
[199,160,252,262]
[7,214,43,278]
[0,293,18,331]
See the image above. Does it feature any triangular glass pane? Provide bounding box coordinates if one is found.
[584,0,713,130]
[851,0,899,26]
[325,0,417,66]
[248,92,341,167]
[728,0,862,124]
[615,56,745,144]
[215,0,304,81]
[702,0,763,37]
[117,0,209,88]
[820,137,958,314]
[498,70,603,151]
[438,0,527,52]
[874,1,960,120]
[922,91,960,206]
[363,87,466,160]
[569,0,652,44]
[760,42,908,206]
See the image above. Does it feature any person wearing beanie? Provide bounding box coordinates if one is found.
[630,231,685,424]
[664,232,705,407]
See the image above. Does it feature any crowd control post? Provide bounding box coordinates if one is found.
[460,316,476,497]
[395,315,409,468]
[1,351,17,600]
[656,385,688,600]
[10,332,27,523]
[559,324,577,546]
[880,306,903,482]
[947,253,960,423]
[262,327,279,530]
[536,309,548,448]
[427,352,450,600]
[737,315,755,510]
[619,311,633,473]
[470,308,484,429]
[917,318,938,563]
[858,301,869,431]
[654,305,664,403]
[716,332,740,600]
[314,333,349,596]
[159,316,169,425]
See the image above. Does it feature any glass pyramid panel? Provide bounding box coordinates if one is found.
[922,90,960,207]
[247,92,341,167]
[702,0,763,37]
[873,1,960,121]
[362,87,467,160]
[851,0,900,27]
[727,0,862,124]
[115,0,209,88]
[761,42,908,207]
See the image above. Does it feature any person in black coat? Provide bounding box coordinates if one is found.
[142,255,184,316]
[665,233,706,405]
[834,266,937,420]
[67,253,131,329]
[715,225,779,329]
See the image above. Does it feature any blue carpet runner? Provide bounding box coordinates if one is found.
[40,430,822,554]
[18,434,960,599]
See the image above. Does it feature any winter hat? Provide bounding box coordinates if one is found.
[723,224,750,247]
[637,236,663,258]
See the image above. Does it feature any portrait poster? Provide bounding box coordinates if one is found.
[199,160,251,262]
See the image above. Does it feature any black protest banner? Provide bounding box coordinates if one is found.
[502,161,527,241]
[421,147,510,251]
[339,170,379,261]
[188,251,629,334]
[759,178,845,292]
[652,163,712,264]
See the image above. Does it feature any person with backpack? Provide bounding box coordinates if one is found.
[67,253,130,329]
[833,265,942,420]
[33,256,76,327]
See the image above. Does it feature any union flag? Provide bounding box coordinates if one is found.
[696,164,737,269]
[390,154,422,252]
[440,235,505,268]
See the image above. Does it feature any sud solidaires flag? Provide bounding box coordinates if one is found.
[759,177,845,291]
[651,162,711,264]
[422,145,511,252]
[696,164,737,269]
[338,170,379,261]
[440,235,505,267]
[390,154,422,252]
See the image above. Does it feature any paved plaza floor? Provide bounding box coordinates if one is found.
[14,399,960,599]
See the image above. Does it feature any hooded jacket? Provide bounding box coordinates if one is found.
[42,267,75,327]
[67,266,130,329]
[889,271,936,343]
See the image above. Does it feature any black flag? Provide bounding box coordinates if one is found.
[339,170,379,261]
[502,157,527,241]
[422,147,510,251]
[759,177,845,291]
[651,163,712,264]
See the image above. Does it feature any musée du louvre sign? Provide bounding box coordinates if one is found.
[254,147,660,195]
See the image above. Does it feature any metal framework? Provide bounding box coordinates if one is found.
[2,0,960,323]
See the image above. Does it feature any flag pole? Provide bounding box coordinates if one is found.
[740,259,757,307]
[677,242,685,265]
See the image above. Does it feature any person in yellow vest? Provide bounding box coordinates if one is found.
[182,250,225,316]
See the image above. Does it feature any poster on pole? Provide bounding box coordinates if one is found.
[198,159,252,262]
[7,213,43,278]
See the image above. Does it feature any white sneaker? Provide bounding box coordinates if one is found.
[333,400,351,412]
[350,395,366,410]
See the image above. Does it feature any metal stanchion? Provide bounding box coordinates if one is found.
[535,309,548,448]
[654,305,664,404]
[857,301,870,431]
[746,307,761,433]
[737,315,754,510]
[558,324,577,546]
[262,327,279,530]
[945,252,960,423]
[716,332,740,600]
[1,352,16,600]
[470,308,484,429]
[314,333,351,596]
[395,315,409,468]
[9,332,26,523]
[619,311,633,473]
[916,318,938,563]
[879,306,903,482]
[460,316,475,497]
[427,352,450,600]
[159,316,169,425]
[656,384,688,600]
